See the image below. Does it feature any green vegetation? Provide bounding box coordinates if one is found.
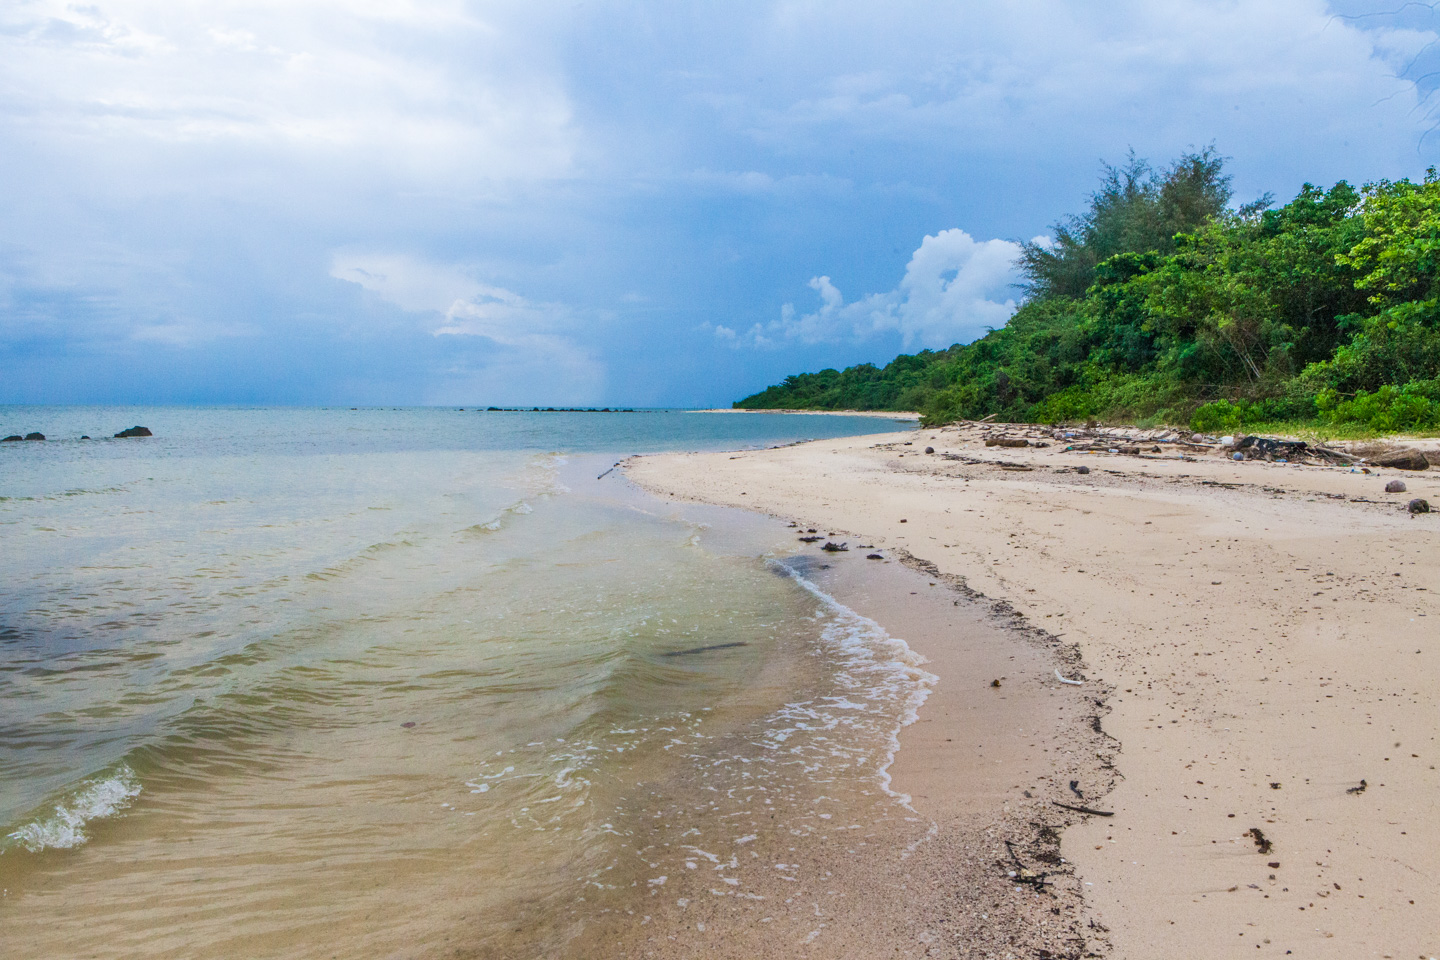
[734,149,1440,434]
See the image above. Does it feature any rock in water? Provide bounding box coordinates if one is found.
[2,435,22,442]
[114,426,153,438]
[24,432,44,441]
[1370,448,1429,471]
[1385,479,1408,493]
[1408,498,1430,514]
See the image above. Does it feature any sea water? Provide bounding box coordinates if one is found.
[0,407,928,958]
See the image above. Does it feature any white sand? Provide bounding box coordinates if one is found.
[628,425,1440,959]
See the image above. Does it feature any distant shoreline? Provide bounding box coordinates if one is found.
[694,408,920,419]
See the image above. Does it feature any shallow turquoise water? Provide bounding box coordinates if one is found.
[0,407,924,957]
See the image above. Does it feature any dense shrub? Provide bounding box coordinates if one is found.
[737,156,1440,435]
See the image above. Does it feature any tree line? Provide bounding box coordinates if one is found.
[735,147,1440,433]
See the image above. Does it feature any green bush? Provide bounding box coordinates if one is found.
[1317,383,1440,431]
[736,161,1440,436]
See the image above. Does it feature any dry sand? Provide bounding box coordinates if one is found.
[627,426,1440,960]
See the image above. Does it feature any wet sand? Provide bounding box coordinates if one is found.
[627,425,1440,959]
[558,543,1111,960]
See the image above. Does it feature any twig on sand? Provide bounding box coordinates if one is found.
[1051,801,1114,817]
[1003,840,1053,891]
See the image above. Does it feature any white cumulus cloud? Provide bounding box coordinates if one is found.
[733,228,1022,350]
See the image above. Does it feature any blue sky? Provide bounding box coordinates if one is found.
[3,0,1440,406]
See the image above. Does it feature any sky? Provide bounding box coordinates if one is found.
[3,0,1440,407]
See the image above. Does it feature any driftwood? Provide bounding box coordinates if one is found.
[1051,801,1114,817]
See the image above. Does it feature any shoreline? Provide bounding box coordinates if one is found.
[691,408,920,419]
[627,424,1440,958]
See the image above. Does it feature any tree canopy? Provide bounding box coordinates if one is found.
[735,152,1440,433]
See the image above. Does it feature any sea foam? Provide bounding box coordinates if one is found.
[6,765,142,853]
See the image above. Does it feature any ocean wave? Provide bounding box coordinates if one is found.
[766,560,939,808]
[6,765,142,853]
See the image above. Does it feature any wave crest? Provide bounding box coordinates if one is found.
[6,765,142,853]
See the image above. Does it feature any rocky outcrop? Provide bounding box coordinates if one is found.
[114,426,153,438]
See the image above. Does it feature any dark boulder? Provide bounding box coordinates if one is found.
[924,446,935,454]
[1408,498,1430,515]
[2,435,21,442]
[1385,479,1407,494]
[1370,448,1429,471]
[114,426,153,438]
[1075,465,1090,475]
[24,432,44,441]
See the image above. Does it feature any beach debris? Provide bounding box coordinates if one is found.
[1234,436,1309,461]
[401,721,416,728]
[787,522,797,527]
[1068,780,1085,799]
[662,642,748,657]
[798,535,824,542]
[1248,828,1273,854]
[1220,436,1236,446]
[866,553,884,560]
[990,678,1001,688]
[1075,465,1090,474]
[898,518,907,523]
[1002,840,1054,891]
[1408,498,1431,515]
[1232,452,1244,461]
[1370,448,1430,471]
[985,437,1032,448]
[1270,782,1281,789]
[114,426,152,438]
[1051,801,1113,817]
[1054,669,1084,685]
[820,541,848,552]
[1346,779,1368,795]
[1385,479,1408,493]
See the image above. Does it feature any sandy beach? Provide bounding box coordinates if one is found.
[627,425,1440,959]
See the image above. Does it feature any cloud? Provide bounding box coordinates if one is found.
[732,228,1022,350]
[330,252,605,403]
[0,0,575,182]
[7,2,1440,406]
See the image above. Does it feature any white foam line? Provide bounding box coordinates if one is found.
[767,560,939,813]
[6,764,142,853]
